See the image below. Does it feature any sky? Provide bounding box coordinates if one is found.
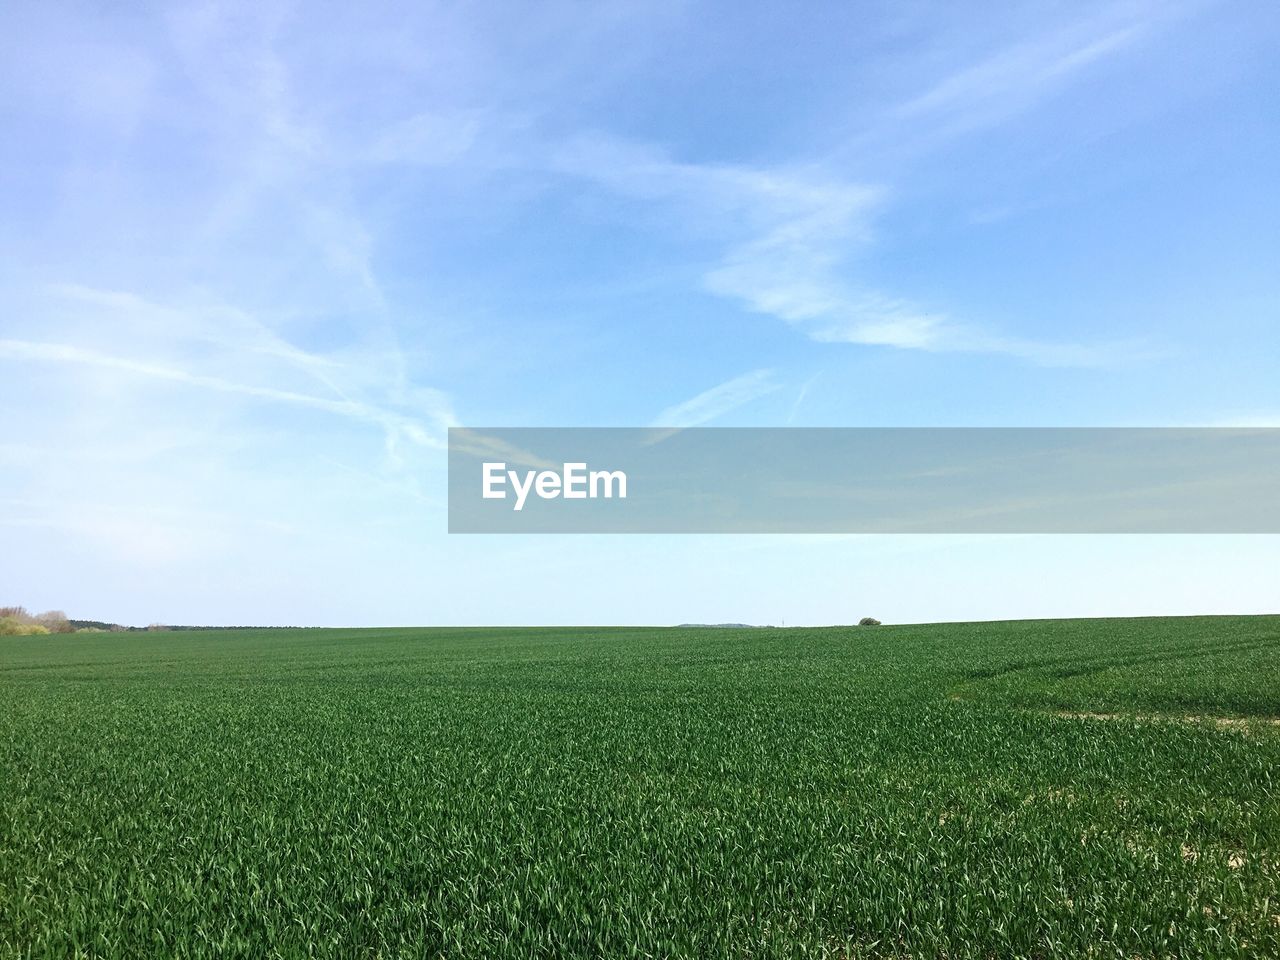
[2,0,1279,627]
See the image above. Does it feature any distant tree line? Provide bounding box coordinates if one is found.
[68,619,132,632]
[2,607,293,636]
[2,607,155,635]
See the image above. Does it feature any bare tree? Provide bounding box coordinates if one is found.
[35,610,74,634]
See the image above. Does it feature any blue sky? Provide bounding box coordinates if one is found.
[3,0,1279,626]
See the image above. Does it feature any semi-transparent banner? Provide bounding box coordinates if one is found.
[447,427,1280,533]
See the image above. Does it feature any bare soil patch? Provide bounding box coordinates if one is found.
[1047,710,1280,730]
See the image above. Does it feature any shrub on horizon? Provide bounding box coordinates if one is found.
[0,617,51,636]
[858,617,882,626]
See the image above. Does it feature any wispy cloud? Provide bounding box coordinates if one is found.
[363,109,487,167]
[50,284,343,379]
[894,18,1149,136]
[448,429,559,470]
[547,125,1135,366]
[0,337,454,449]
[787,373,822,425]
[651,369,780,428]
[519,4,1179,368]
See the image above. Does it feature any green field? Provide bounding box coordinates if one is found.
[3,617,1279,958]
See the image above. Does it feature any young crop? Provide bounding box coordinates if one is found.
[2,617,1278,958]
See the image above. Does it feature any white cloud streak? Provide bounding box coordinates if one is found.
[554,134,1126,365]
[651,369,781,428]
[0,338,454,449]
[897,25,1146,130]
[520,6,1174,367]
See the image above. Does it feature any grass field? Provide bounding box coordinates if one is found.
[3,616,1279,958]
